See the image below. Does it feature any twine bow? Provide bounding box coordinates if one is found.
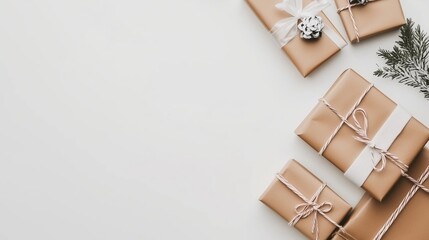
[289,183,333,239]
[319,83,429,198]
[271,0,331,47]
[350,108,409,173]
[276,173,356,240]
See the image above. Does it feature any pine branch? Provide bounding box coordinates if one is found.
[374,18,429,100]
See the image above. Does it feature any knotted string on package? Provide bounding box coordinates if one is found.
[319,83,427,194]
[337,0,378,42]
[276,174,356,240]
[272,0,346,48]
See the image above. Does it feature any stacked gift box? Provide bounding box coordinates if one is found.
[259,69,429,240]
[246,0,429,239]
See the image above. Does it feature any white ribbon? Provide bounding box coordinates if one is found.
[271,0,346,48]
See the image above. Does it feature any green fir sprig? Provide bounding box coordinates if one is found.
[374,19,429,100]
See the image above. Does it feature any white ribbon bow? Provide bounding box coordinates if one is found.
[271,0,347,49]
[271,0,332,47]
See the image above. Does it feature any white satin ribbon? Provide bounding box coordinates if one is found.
[271,0,346,48]
[344,106,411,186]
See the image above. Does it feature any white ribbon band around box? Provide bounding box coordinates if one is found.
[344,105,412,186]
[323,26,347,49]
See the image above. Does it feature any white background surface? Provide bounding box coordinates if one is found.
[0,1,428,239]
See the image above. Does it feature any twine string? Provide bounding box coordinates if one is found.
[320,93,427,191]
[318,83,429,239]
[337,0,377,42]
[276,174,357,240]
[318,83,374,155]
[373,164,429,240]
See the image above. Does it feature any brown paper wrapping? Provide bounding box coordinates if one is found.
[335,0,406,43]
[260,160,352,240]
[295,69,429,201]
[332,147,429,240]
[246,0,346,77]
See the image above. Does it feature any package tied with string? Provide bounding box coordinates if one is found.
[333,147,429,240]
[260,160,352,240]
[246,0,347,77]
[295,69,429,201]
[334,0,406,43]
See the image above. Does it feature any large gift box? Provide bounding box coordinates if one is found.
[260,160,352,240]
[246,0,347,77]
[334,0,406,43]
[295,69,429,201]
[333,147,429,240]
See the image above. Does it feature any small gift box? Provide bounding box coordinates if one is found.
[295,69,429,201]
[260,160,352,240]
[333,147,429,240]
[246,0,347,77]
[334,0,406,43]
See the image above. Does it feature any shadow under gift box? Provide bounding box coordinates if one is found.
[295,69,429,201]
[260,160,352,240]
[334,0,405,43]
[246,0,346,77]
[333,147,429,240]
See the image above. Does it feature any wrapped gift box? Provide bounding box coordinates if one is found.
[246,0,347,77]
[260,160,352,240]
[295,69,429,201]
[335,0,406,43]
[333,147,429,240]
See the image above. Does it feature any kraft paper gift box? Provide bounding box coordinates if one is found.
[295,69,429,201]
[246,0,347,77]
[260,160,352,240]
[332,147,429,240]
[334,0,406,43]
